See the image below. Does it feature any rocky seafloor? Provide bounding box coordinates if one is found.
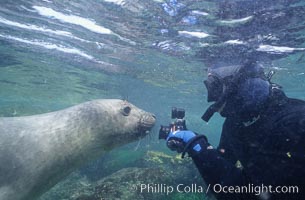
[40,151,214,200]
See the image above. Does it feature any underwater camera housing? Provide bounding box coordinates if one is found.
[159,107,186,140]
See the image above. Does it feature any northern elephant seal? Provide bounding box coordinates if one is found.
[0,99,156,200]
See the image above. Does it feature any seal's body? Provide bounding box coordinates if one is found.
[0,99,155,200]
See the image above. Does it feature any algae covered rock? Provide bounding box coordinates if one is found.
[40,150,210,200]
[144,150,185,165]
[142,151,202,185]
[39,172,94,200]
[76,151,208,200]
[76,167,173,200]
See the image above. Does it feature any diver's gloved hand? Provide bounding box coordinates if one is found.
[166,130,197,153]
[166,130,211,157]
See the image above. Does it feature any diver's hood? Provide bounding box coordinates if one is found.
[202,62,270,122]
[204,65,242,103]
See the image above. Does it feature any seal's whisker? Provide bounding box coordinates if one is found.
[134,139,142,151]
[148,130,153,140]
[145,133,152,149]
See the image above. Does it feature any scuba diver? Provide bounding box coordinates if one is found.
[161,61,305,200]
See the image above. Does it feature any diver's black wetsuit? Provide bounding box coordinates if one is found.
[188,89,305,200]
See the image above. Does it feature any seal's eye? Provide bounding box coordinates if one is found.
[121,106,131,116]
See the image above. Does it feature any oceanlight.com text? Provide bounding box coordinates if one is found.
[211,184,299,196]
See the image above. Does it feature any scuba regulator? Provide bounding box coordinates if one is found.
[159,107,186,140]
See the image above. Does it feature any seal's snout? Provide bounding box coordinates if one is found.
[139,113,156,134]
